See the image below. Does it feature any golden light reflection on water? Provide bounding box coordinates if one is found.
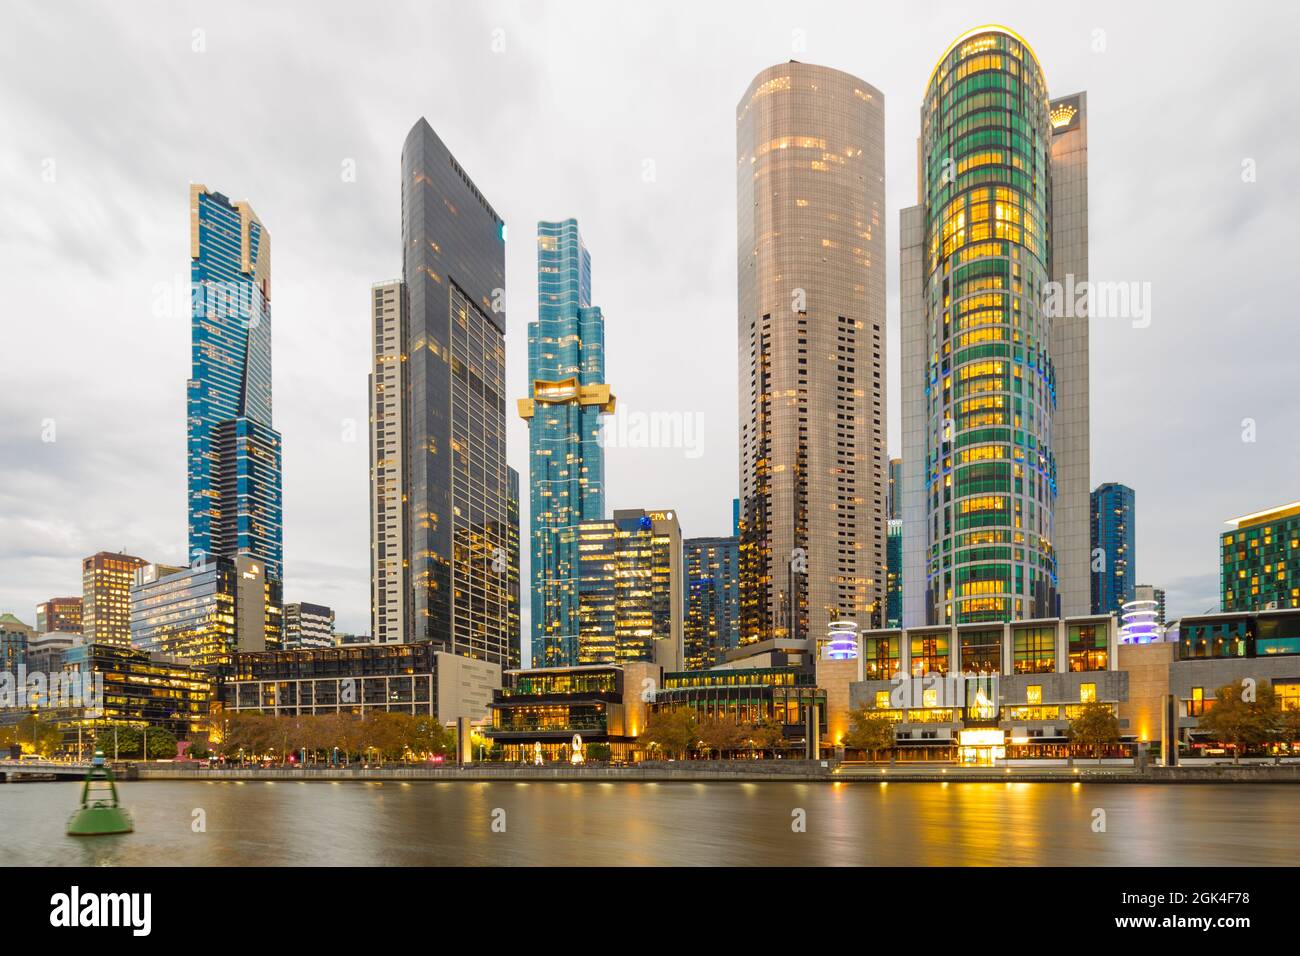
[1,780,1294,867]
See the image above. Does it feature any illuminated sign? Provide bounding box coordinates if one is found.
[958,728,1006,747]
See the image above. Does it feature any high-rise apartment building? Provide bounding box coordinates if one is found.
[1090,482,1135,614]
[393,118,511,664]
[187,185,283,581]
[578,509,683,670]
[736,62,888,650]
[36,597,82,634]
[684,535,741,670]
[888,458,903,520]
[518,219,613,669]
[886,519,902,628]
[82,551,148,646]
[369,278,409,644]
[1221,500,1300,612]
[1137,583,1167,626]
[284,602,336,649]
[901,26,1090,627]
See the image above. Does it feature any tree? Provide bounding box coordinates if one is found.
[1068,701,1121,761]
[745,717,785,759]
[4,716,63,756]
[641,709,697,760]
[695,715,745,760]
[144,727,177,759]
[411,716,455,758]
[843,708,895,762]
[1196,680,1282,763]
[1276,703,1300,758]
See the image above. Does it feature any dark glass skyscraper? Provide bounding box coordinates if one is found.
[187,186,283,580]
[399,119,511,665]
[1090,482,1135,614]
[519,219,612,668]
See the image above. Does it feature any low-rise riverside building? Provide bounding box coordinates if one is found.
[1172,607,1300,754]
[653,665,827,754]
[486,663,659,762]
[221,642,501,725]
[848,615,1127,763]
[1,643,215,747]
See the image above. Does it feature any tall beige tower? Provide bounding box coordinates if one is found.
[736,62,887,653]
[369,279,410,643]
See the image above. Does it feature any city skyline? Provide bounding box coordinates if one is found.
[2,2,1296,643]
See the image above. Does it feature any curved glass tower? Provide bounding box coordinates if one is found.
[917,27,1057,624]
[736,62,887,649]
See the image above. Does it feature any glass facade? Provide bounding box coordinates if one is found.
[1012,624,1056,673]
[226,642,443,716]
[1221,502,1300,612]
[187,186,283,580]
[577,510,682,668]
[1090,482,1135,614]
[958,626,1001,673]
[58,643,214,740]
[401,119,511,664]
[683,535,740,670]
[919,28,1058,625]
[1180,610,1300,659]
[521,219,612,668]
[886,519,902,627]
[656,667,825,730]
[130,556,280,666]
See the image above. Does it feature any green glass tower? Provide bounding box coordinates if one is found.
[901,26,1090,626]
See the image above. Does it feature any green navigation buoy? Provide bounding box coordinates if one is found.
[67,750,133,836]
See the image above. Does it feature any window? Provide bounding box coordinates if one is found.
[911,633,950,676]
[959,628,1001,673]
[1068,624,1108,671]
[1276,683,1300,712]
[864,633,901,680]
[1013,626,1055,674]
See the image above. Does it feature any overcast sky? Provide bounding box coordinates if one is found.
[1,1,1296,647]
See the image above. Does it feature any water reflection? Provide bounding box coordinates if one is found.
[0,780,1293,866]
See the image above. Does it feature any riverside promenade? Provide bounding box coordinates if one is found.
[130,759,1300,784]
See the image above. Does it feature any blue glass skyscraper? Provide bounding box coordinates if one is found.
[187,185,283,580]
[518,219,614,668]
[1090,482,1135,615]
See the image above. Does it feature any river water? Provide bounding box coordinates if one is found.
[1,780,1294,866]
